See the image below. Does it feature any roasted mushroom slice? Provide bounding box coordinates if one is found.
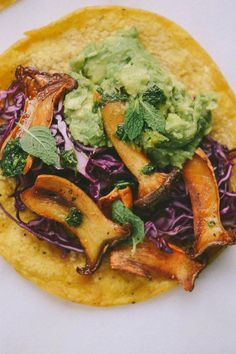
[98,185,133,218]
[110,241,205,291]
[21,175,130,272]
[0,66,77,173]
[102,102,178,209]
[183,148,233,257]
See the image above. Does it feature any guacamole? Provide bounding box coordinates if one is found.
[64,28,216,167]
[64,73,107,147]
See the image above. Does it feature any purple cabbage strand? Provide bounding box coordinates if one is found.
[0,80,25,147]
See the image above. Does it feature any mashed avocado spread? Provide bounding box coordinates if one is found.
[64,27,216,168]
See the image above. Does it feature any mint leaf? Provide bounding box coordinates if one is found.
[19,125,59,166]
[123,98,166,142]
[124,99,144,140]
[112,200,145,254]
[140,100,166,133]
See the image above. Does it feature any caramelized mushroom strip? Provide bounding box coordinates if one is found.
[102,102,178,209]
[0,66,77,173]
[110,241,205,291]
[98,186,133,218]
[21,175,130,272]
[183,148,233,257]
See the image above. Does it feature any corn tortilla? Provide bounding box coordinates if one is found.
[0,6,235,306]
[0,0,17,11]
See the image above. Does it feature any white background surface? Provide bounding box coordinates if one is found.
[0,1,236,354]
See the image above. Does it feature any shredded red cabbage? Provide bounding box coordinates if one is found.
[0,94,131,254]
[144,137,236,252]
[0,80,25,148]
[51,103,131,200]
[1,86,236,256]
[0,88,82,254]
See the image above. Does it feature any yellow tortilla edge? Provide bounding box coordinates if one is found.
[0,5,234,97]
[0,0,17,11]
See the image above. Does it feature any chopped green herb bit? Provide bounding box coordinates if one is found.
[60,149,77,168]
[65,207,83,227]
[207,220,216,228]
[142,84,166,108]
[116,123,127,140]
[115,181,131,190]
[0,138,27,177]
[96,87,104,95]
[92,101,99,113]
[141,163,156,175]
[115,180,136,193]
[98,88,129,108]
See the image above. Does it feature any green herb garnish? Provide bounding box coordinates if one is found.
[98,87,129,107]
[141,163,156,175]
[92,101,100,113]
[207,220,216,228]
[65,207,83,227]
[140,100,166,133]
[94,86,129,109]
[124,98,144,140]
[115,123,127,140]
[0,138,28,177]
[112,200,145,254]
[142,84,166,108]
[19,125,59,166]
[96,87,103,95]
[122,96,166,142]
[115,181,131,190]
[60,149,77,168]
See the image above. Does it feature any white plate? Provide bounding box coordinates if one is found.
[0,1,236,354]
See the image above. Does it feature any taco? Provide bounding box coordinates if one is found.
[0,6,236,306]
